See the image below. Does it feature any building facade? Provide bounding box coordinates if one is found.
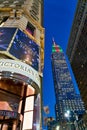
[66,0,87,110]
[0,0,44,130]
[51,41,85,123]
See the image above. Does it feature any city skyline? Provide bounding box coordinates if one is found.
[43,0,78,119]
[0,0,86,129]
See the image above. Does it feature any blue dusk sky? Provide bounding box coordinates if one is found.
[43,0,78,120]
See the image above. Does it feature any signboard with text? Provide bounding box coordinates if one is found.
[0,110,19,119]
[0,59,40,88]
[0,27,40,71]
[9,29,39,71]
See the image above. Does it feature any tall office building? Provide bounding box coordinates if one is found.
[51,41,85,123]
[0,0,44,130]
[66,0,87,110]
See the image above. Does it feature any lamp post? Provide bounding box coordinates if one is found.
[64,110,70,121]
[64,110,72,130]
[64,110,79,130]
[55,125,60,130]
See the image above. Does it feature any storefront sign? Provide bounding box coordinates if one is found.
[0,59,40,87]
[0,110,19,119]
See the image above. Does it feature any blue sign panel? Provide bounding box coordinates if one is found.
[9,29,39,71]
[0,27,16,50]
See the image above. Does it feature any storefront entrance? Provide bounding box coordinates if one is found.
[0,118,21,130]
[0,77,40,130]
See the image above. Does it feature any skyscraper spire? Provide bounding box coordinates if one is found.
[52,39,63,53]
[52,37,56,45]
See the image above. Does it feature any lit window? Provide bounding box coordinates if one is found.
[23,111,33,130]
[25,96,34,112]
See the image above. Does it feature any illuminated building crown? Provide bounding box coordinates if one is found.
[52,39,63,53]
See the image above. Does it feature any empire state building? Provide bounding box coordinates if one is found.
[51,41,85,123]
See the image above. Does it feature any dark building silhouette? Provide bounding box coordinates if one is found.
[66,0,87,110]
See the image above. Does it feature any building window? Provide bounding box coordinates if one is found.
[26,22,35,36]
[23,96,34,130]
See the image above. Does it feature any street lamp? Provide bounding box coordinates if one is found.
[64,110,79,130]
[64,110,72,130]
[64,110,71,121]
[56,125,60,130]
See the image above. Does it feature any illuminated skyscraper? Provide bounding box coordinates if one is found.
[51,41,85,123]
[0,0,44,130]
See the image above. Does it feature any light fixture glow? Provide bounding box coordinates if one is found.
[56,125,60,130]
